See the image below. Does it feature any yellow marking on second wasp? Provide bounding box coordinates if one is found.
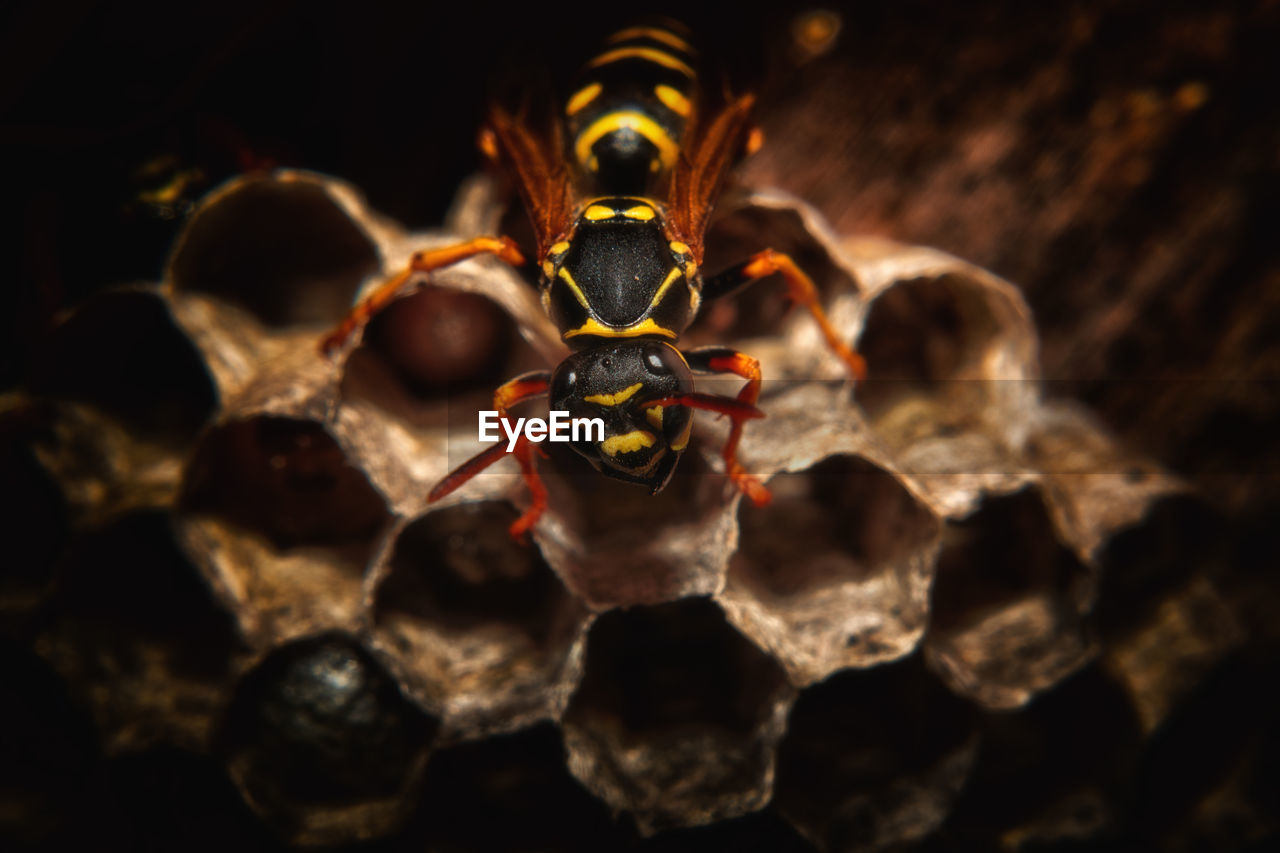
[557,268,590,308]
[575,111,680,171]
[587,46,694,78]
[651,266,684,308]
[564,317,677,340]
[567,82,602,115]
[607,26,694,54]
[654,84,692,117]
[601,430,656,457]
[584,382,643,406]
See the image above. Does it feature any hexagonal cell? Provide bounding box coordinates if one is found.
[718,453,943,686]
[0,436,68,614]
[923,487,1097,709]
[367,501,591,741]
[168,173,381,329]
[534,449,740,609]
[851,246,1037,436]
[34,511,244,753]
[943,666,1142,848]
[218,632,437,846]
[773,657,978,852]
[179,415,392,643]
[562,598,794,833]
[406,723,626,850]
[28,288,217,446]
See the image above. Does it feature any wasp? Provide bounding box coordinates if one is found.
[321,22,865,539]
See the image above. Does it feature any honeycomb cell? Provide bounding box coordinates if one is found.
[219,633,437,846]
[179,415,392,643]
[34,511,243,753]
[773,657,978,852]
[28,288,217,445]
[924,487,1096,709]
[718,454,942,685]
[562,598,794,833]
[368,501,591,740]
[168,172,382,328]
[534,449,740,608]
[408,723,625,851]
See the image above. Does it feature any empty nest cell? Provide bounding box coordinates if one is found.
[369,501,590,740]
[719,453,942,685]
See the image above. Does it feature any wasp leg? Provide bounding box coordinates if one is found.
[319,235,526,356]
[703,249,866,380]
[426,371,551,542]
[658,347,771,506]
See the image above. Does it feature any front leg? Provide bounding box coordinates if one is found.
[682,346,770,506]
[319,235,525,356]
[427,371,551,542]
[703,249,866,380]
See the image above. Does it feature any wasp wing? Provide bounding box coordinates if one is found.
[484,105,576,259]
[665,92,757,266]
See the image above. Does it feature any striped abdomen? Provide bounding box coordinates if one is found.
[564,23,697,196]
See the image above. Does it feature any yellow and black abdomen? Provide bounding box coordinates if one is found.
[564,23,697,196]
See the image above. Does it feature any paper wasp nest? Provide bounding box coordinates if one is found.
[18,170,1231,849]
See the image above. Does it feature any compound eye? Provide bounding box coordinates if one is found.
[644,344,672,375]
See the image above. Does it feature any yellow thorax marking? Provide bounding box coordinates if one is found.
[607,26,693,53]
[557,268,590,308]
[584,382,643,406]
[669,240,691,256]
[654,84,691,117]
[583,201,655,222]
[601,430,656,457]
[583,204,617,221]
[651,266,683,308]
[564,317,677,340]
[575,111,679,171]
[623,204,655,220]
[548,241,571,256]
[587,46,694,78]
[566,82,602,115]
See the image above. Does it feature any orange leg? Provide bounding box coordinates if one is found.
[319,235,525,356]
[649,347,771,506]
[426,371,550,541]
[704,249,866,380]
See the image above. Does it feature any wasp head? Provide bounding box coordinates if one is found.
[549,340,694,492]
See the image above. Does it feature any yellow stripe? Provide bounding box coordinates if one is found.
[587,46,694,78]
[575,111,680,171]
[566,82,602,115]
[564,317,677,340]
[601,430,656,457]
[584,382,643,406]
[557,268,590,308]
[607,26,693,54]
[650,266,683,309]
[654,84,691,117]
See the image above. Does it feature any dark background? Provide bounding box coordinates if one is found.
[4,0,1277,849]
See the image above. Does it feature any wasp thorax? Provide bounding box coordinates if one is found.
[549,341,694,492]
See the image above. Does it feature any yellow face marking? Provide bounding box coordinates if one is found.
[548,241,571,256]
[584,204,617,221]
[650,266,684,309]
[623,204,655,221]
[587,46,694,78]
[584,382,644,407]
[564,317,677,340]
[607,26,694,53]
[575,111,680,172]
[601,430,656,457]
[566,82,602,115]
[557,268,590,308]
[654,84,692,117]
[670,419,692,452]
[645,406,664,428]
